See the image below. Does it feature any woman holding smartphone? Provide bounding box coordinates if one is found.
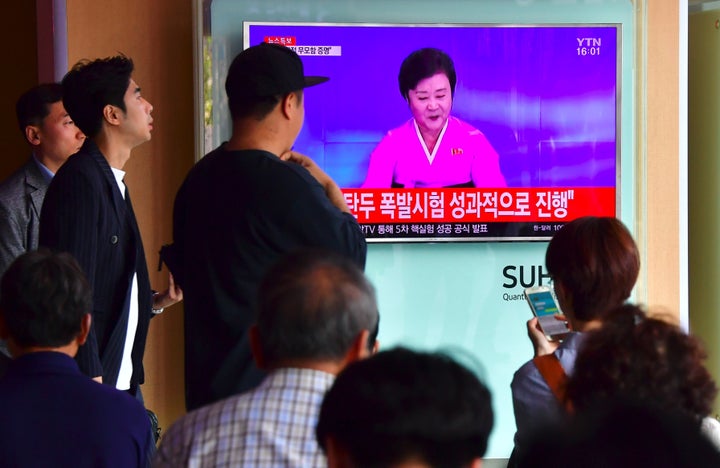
[509,216,640,463]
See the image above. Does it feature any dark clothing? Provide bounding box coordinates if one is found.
[39,140,152,388]
[166,147,366,410]
[0,352,153,467]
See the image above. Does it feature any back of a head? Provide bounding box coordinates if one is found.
[15,83,64,137]
[398,47,457,100]
[225,42,328,121]
[61,55,134,138]
[517,399,720,468]
[316,347,494,468]
[566,304,718,421]
[545,216,639,321]
[0,250,91,349]
[256,249,379,366]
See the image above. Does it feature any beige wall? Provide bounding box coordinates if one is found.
[65,0,194,432]
[634,1,682,317]
[60,0,686,432]
[689,8,720,414]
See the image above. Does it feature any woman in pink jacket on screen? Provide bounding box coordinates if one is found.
[362,47,506,189]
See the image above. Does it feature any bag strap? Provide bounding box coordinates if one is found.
[533,353,571,411]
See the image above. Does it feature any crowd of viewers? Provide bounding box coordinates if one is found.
[0,40,718,468]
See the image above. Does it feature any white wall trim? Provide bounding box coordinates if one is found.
[680,0,689,330]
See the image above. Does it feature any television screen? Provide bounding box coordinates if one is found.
[244,22,620,241]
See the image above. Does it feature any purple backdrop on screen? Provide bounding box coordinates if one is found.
[246,23,618,188]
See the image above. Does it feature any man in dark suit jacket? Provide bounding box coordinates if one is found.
[39,56,181,394]
[0,83,85,277]
[0,250,153,467]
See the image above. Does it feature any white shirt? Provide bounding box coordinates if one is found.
[110,167,139,391]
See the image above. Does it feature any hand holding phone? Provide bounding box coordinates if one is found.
[524,286,571,342]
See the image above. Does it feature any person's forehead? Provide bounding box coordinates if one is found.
[125,78,140,94]
[43,101,69,122]
[412,73,450,92]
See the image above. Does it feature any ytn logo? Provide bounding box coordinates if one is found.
[576,37,602,47]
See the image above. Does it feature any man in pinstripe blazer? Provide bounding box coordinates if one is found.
[0,84,85,278]
[39,56,181,396]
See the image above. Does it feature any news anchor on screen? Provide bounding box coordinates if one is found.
[362,47,506,189]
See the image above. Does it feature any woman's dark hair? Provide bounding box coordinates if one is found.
[566,304,718,421]
[545,216,639,322]
[398,48,457,100]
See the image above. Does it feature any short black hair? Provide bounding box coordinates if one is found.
[317,347,494,467]
[256,249,379,365]
[0,250,91,348]
[398,48,457,101]
[15,83,64,135]
[62,55,134,138]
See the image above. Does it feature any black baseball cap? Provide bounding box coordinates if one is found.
[225,42,329,100]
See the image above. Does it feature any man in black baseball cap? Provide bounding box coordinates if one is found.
[162,42,367,411]
[225,42,329,99]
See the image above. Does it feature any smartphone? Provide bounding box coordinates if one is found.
[524,285,571,341]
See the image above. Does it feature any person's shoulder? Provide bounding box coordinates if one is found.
[166,390,255,440]
[58,148,99,172]
[0,159,35,199]
[49,151,106,193]
[51,152,89,181]
[244,150,322,189]
[449,116,484,136]
[186,146,277,180]
[384,119,414,138]
[512,357,543,385]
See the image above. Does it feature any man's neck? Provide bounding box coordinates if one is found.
[267,359,344,376]
[7,342,78,359]
[225,119,290,157]
[33,153,63,174]
[94,133,132,170]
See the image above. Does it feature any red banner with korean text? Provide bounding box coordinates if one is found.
[343,187,616,223]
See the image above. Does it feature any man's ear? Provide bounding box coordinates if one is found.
[102,104,122,126]
[345,329,371,364]
[24,125,41,146]
[76,313,92,346]
[280,92,299,120]
[249,325,266,369]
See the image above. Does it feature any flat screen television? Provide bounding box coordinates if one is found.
[244,22,620,242]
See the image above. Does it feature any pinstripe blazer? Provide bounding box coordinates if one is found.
[0,158,48,276]
[39,140,152,388]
